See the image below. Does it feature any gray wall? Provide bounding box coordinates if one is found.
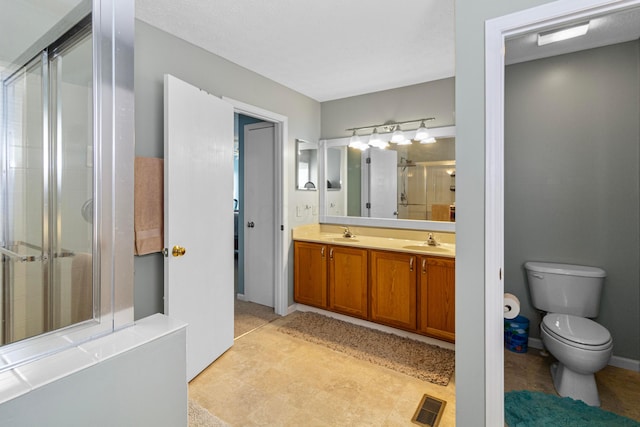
[454,0,554,425]
[133,20,321,318]
[321,78,455,139]
[0,328,187,427]
[505,41,640,360]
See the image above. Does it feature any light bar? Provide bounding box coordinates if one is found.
[537,22,589,46]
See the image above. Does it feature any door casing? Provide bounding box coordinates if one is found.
[223,97,289,316]
[484,0,640,424]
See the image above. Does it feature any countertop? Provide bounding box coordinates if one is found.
[292,224,455,258]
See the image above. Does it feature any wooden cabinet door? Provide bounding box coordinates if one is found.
[419,256,455,342]
[370,250,417,330]
[329,245,368,319]
[294,241,327,308]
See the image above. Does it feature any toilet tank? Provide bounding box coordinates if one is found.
[524,262,606,317]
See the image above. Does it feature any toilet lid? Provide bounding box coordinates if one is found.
[542,313,612,347]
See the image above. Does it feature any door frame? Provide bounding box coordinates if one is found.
[222,97,289,316]
[485,0,640,424]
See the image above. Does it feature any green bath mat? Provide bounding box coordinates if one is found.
[505,390,640,427]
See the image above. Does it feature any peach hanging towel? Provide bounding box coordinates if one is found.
[134,157,164,255]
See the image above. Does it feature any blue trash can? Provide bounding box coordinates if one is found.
[505,315,529,353]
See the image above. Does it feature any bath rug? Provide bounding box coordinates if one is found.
[505,390,640,427]
[277,311,455,386]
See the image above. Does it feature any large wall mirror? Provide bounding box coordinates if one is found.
[319,126,456,231]
[0,0,133,368]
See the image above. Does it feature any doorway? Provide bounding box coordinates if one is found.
[485,0,640,423]
[234,116,276,308]
[225,97,290,317]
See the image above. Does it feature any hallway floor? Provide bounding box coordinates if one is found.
[189,302,639,425]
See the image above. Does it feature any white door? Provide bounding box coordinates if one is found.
[364,149,398,218]
[164,74,234,382]
[243,122,275,307]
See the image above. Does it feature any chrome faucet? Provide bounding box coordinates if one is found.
[426,233,438,246]
[343,227,355,238]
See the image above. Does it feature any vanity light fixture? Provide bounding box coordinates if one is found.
[537,21,590,46]
[345,117,435,149]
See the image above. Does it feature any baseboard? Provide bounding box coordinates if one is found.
[235,293,247,301]
[286,303,298,315]
[292,303,455,351]
[527,337,640,372]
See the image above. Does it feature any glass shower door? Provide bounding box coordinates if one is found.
[1,53,47,344]
[0,28,93,346]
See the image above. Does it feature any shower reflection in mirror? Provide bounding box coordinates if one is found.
[1,20,94,345]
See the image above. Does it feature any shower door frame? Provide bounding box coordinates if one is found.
[0,0,135,372]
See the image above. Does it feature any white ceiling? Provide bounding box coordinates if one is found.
[4,2,639,102]
[135,0,455,102]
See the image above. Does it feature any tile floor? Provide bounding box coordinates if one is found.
[189,313,456,426]
[189,302,640,426]
[504,346,640,422]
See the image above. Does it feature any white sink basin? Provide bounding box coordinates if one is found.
[331,237,360,243]
[402,244,454,254]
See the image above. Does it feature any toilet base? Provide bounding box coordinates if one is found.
[550,362,601,407]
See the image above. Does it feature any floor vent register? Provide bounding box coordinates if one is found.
[412,394,446,427]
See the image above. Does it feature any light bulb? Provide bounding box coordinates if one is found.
[368,128,388,149]
[391,125,405,144]
[415,121,430,141]
[420,137,436,144]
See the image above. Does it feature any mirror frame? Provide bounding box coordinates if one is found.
[319,125,456,232]
[295,138,318,191]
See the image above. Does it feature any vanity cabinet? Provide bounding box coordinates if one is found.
[293,240,455,342]
[419,256,455,342]
[370,250,417,331]
[293,241,328,308]
[329,246,368,319]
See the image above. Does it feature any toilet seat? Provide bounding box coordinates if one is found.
[542,313,612,351]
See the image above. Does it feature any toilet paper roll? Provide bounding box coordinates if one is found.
[503,293,520,319]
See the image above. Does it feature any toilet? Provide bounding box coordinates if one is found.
[524,261,613,407]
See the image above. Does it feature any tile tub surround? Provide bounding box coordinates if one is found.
[0,314,187,405]
[292,224,455,258]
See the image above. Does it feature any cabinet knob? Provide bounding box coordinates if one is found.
[422,258,427,273]
[409,256,414,271]
[321,247,325,257]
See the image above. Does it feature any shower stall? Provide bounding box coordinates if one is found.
[397,159,455,221]
[0,21,94,345]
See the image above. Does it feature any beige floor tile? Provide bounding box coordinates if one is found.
[190,312,456,426]
[191,302,637,425]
